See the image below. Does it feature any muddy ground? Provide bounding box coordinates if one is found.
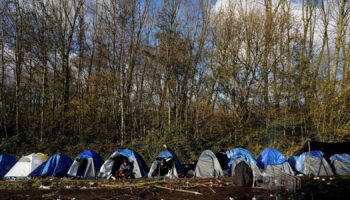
[0,176,349,200]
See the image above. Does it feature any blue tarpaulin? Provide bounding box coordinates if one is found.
[29,153,73,177]
[226,148,260,176]
[0,154,17,179]
[115,148,148,177]
[226,148,257,168]
[157,149,184,174]
[330,153,350,164]
[78,150,103,172]
[257,148,288,170]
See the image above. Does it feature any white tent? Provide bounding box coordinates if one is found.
[67,150,103,179]
[4,153,48,179]
[194,150,224,178]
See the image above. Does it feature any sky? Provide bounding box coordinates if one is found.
[212,0,339,49]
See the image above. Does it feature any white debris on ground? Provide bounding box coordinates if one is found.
[39,185,50,190]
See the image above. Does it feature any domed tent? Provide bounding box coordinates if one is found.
[0,154,17,179]
[226,148,260,177]
[67,150,103,179]
[4,153,48,179]
[257,148,294,176]
[329,153,350,175]
[98,148,148,179]
[29,153,73,177]
[148,149,184,178]
[289,151,334,176]
[194,150,224,178]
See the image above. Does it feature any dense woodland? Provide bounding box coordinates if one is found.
[0,0,349,162]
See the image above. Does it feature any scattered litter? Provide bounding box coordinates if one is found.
[153,185,203,195]
[80,186,87,189]
[229,197,235,200]
[326,182,331,185]
[322,178,326,181]
[41,191,58,198]
[39,185,50,190]
[329,177,335,181]
[65,186,72,189]
[252,196,256,200]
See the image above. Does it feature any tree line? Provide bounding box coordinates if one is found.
[0,0,349,161]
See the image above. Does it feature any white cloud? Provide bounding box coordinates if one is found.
[212,0,338,50]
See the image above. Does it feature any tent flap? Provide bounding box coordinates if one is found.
[0,154,17,179]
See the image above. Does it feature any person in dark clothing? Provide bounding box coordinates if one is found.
[232,161,253,187]
[118,159,133,179]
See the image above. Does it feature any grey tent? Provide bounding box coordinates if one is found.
[67,150,103,179]
[257,148,294,176]
[330,153,350,175]
[194,150,224,178]
[148,149,184,178]
[226,148,260,177]
[289,151,334,176]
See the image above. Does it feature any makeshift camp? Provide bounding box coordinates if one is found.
[0,154,17,179]
[4,153,48,179]
[226,148,260,177]
[98,148,148,179]
[257,148,294,176]
[289,151,334,176]
[148,149,184,178]
[194,150,224,178]
[29,153,73,177]
[67,150,103,179]
[330,153,350,175]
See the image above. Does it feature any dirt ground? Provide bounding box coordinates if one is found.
[0,176,349,200]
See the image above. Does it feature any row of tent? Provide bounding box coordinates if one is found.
[1,142,349,180]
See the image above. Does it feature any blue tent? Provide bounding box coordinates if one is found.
[257,148,287,169]
[98,148,148,178]
[289,151,333,176]
[115,148,148,177]
[0,154,17,179]
[257,148,294,175]
[148,149,184,178]
[67,150,103,178]
[29,153,73,177]
[330,153,350,175]
[157,149,184,174]
[226,148,260,176]
[77,150,103,172]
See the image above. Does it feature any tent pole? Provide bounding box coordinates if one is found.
[308,138,311,178]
